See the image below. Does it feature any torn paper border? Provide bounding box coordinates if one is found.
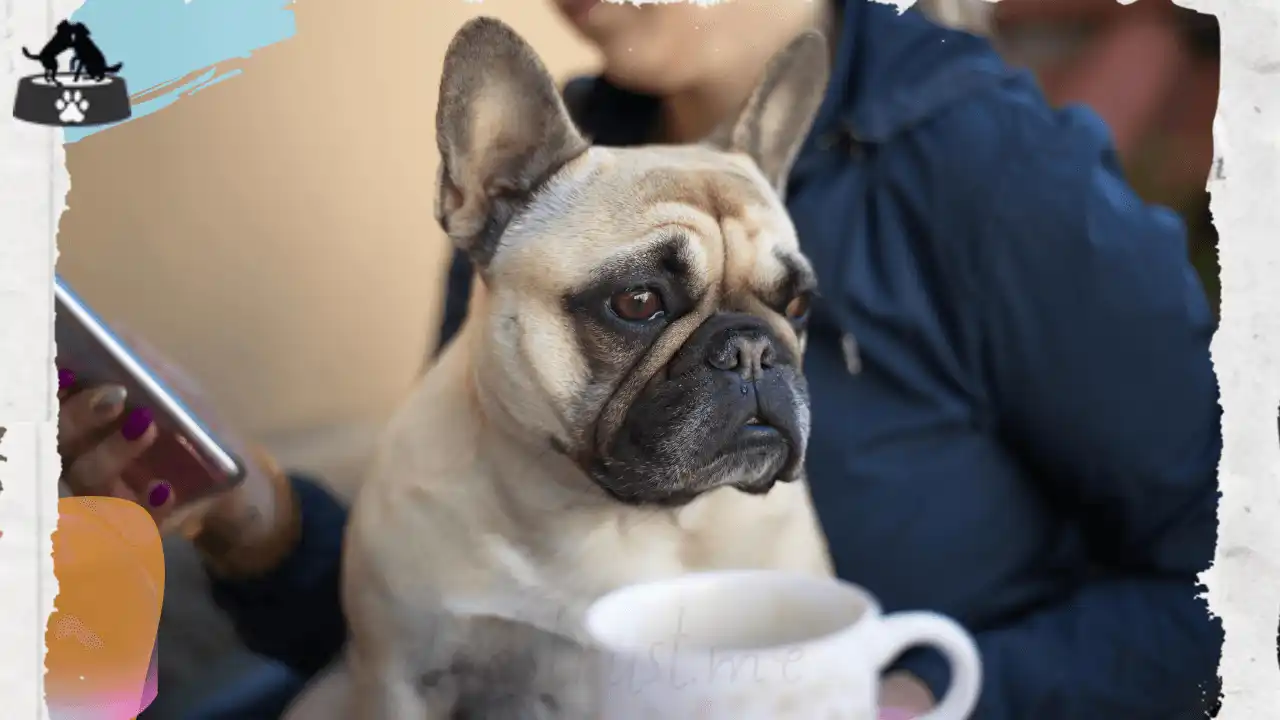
[0,0,1276,717]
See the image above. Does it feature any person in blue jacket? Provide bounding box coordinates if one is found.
[56,1,1221,717]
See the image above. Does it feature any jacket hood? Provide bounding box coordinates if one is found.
[818,0,1018,143]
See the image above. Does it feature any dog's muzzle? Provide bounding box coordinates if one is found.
[593,312,809,506]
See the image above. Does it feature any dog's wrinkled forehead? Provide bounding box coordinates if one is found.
[490,144,807,296]
[434,18,828,285]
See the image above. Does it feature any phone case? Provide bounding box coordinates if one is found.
[119,417,245,508]
[55,281,246,509]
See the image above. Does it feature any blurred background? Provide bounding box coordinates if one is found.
[993,0,1220,310]
[52,1,1219,716]
[57,0,1220,456]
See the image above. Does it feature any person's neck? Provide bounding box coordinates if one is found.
[655,0,830,144]
[658,71,764,145]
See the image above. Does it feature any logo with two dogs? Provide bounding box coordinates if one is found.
[12,20,131,127]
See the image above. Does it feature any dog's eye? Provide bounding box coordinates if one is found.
[784,292,813,322]
[609,288,666,323]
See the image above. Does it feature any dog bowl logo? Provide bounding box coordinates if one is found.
[12,20,131,127]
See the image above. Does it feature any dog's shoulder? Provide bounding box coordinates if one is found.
[364,334,481,490]
[345,335,494,571]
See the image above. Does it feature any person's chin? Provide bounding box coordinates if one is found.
[561,0,623,38]
[556,0,601,25]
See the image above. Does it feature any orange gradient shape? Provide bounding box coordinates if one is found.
[47,497,165,719]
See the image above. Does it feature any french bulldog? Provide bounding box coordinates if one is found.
[310,16,834,719]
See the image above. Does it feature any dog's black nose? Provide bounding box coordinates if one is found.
[706,326,778,381]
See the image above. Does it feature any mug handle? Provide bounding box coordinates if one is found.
[870,611,982,720]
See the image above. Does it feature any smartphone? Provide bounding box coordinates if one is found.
[54,276,245,506]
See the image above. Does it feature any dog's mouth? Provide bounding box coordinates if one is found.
[742,414,780,432]
[590,384,807,508]
[721,414,800,492]
[735,415,787,448]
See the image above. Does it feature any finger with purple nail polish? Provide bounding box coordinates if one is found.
[146,480,172,508]
[121,407,154,441]
[57,368,76,391]
[91,386,127,418]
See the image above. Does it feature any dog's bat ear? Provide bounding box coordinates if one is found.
[703,31,830,196]
[434,17,588,268]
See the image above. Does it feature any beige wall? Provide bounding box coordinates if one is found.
[58,0,598,437]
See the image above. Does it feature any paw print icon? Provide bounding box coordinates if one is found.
[54,89,90,124]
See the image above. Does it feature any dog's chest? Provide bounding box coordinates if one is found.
[467,515,693,639]
[472,483,830,638]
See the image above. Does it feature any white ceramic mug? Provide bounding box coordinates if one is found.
[584,570,982,720]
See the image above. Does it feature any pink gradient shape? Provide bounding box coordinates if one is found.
[47,644,156,719]
[138,642,159,714]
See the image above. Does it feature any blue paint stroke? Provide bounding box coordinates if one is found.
[62,0,295,143]
[70,66,244,138]
[189,68,243,96]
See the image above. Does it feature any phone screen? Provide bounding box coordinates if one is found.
[54,277,245,507]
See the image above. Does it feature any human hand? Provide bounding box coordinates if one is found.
[878,670,934,718]
[57,373,169,508]
[56,331,298,577]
